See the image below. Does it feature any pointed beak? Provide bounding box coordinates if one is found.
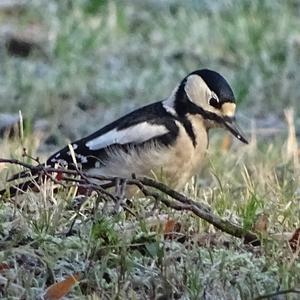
[220,102,248,144]
[222,116,248,144]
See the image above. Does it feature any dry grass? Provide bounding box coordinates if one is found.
[0,131,299,299]
[0,0,299,299]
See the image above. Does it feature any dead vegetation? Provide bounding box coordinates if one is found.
[0,0,300,299]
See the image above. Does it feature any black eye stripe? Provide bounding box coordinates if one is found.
[209,98,222,109]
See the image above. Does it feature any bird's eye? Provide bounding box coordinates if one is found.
[209,97,221,109]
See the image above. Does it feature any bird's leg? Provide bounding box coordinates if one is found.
[113,178,128,213]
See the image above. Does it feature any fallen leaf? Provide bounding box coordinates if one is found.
[163,219,181,239]
[55,171,63,181]
[164,219,176,234]
[0,262,10,272]
[44,273,80,300]
[221,135,232,152]
[289,228,300,253]
[164,219,181,233]
[252,213,269,233]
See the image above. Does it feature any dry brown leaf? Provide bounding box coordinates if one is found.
[0,262,10,272]
[164,219,181,234]
[289,228,300,253]
[252,213,269,233]
[163,219,177,234]
[55,170,63,181]
[163,219,181,239]
[44,273,80,300]
[221,135,232,152]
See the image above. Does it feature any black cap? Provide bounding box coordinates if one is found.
[190,69,235,103]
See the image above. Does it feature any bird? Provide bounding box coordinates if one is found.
[2,68,248,197]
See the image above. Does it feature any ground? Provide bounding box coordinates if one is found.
[0,0,299,299]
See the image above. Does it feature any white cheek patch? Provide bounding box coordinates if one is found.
[184,75,210,105]
[85,122,169,150]
[221,102,236,117]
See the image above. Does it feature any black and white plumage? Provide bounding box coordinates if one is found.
[4,69,248,195]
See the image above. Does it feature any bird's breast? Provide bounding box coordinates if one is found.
[86,117,208,192]
[165,117,208,189]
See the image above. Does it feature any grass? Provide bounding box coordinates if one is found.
[1,0,300,138]
[0,0,299,299]
[0,140,299,299]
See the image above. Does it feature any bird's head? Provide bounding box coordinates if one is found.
[168,69,248,144]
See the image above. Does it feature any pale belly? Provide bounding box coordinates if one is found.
[162,118,208,189]
[87,118,209,192]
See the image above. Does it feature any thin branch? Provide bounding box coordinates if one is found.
[129,179,257,242]
[0,157,258,244]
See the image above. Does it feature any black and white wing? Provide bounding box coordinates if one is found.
[47,102,179,170]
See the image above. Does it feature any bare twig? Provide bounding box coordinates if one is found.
[0,157,258,244]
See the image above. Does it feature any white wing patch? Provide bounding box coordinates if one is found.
[85,122,169,150]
